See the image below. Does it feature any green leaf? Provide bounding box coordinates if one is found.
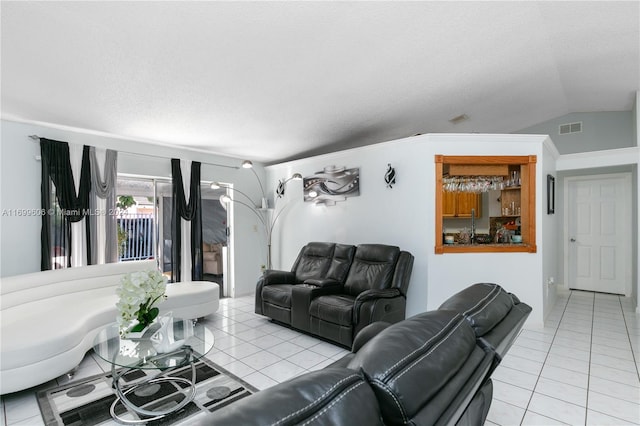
[130,322,147,332]
[148,307,159,322]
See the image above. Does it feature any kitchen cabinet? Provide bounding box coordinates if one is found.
[442,192,481,218]
[500,187,521,216]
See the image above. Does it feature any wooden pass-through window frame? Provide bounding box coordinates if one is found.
[435,155,537,254]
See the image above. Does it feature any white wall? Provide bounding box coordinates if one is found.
[636,92,640,311]
[267,133,555,326]
[541,140,560,319]
[0,119,265,297]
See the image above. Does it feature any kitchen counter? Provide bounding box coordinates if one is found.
[446,243,523,247]
[437,242,535,254]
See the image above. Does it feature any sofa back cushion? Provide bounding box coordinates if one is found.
[201,368,383,426]
[343,244,400,296]
[1,260,157,310]
[291,242,336,282]
[347,310,480,425]
[325,244,356,282]
[437,283,514,337]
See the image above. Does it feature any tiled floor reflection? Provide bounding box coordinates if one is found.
[2,290,638,425]
[487,290,640,426]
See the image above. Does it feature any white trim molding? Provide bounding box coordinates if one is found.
[556,147,639,171]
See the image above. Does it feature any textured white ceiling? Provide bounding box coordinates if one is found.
[2,1,638,163]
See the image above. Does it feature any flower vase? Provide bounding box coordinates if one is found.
[124,321,152,339]
[151,312,184,354]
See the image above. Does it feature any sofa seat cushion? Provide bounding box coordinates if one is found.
[262,284,296,309]
[309,295,356,326]
[347,310,479,425]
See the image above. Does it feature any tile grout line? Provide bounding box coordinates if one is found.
[517,292,572,425]
[583,292,595,426]
[583,294,639,426]
[618,295,640,382]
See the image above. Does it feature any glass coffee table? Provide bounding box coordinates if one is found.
[92,318,214,424]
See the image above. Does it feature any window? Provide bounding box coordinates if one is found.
[116,178,156,262]
[435,155,537,254]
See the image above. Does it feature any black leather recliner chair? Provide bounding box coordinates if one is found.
[199,283,532,426]
[255,242,414,347]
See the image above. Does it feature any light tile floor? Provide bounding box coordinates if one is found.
[2,290,639,425]
[487,290,640,426]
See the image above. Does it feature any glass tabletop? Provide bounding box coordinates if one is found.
[92,318,214,370]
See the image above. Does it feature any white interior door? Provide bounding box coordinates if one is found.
[567,174,631,295]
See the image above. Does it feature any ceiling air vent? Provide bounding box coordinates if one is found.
[559,121,582,135]
[449,114,469,124]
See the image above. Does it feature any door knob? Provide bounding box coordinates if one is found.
[570,238,576,242]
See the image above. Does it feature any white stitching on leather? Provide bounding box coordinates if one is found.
[390,320,465,384]
[461,284,498,316]
[467,287,501,319]
[381,315,459,378]
[272,374,360,426]
[372,379,409,424]
[297,381,366,426]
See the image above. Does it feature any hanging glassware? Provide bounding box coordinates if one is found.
[442,176,504,193]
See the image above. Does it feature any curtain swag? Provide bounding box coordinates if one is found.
[89,147,118,264]
[40,138,92,270]
[171,159,203,282]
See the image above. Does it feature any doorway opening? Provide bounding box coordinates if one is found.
[117,177,231,298]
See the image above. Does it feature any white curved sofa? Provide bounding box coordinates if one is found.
[0,260,219,394]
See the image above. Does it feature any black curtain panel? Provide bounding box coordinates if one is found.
[171,159,203,282]
[40,139,92,270]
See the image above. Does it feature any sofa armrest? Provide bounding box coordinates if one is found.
[262,270,297,285]
[352,321,392,352]
[353,288,403,325]
[255,270,296,315]
[354,288,401,303]
[304,278,343,288]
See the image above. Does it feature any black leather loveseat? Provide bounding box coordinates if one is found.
[199,283,532,426]
[255,242,414,347]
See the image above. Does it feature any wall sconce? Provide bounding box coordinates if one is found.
[385,164,396,188]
